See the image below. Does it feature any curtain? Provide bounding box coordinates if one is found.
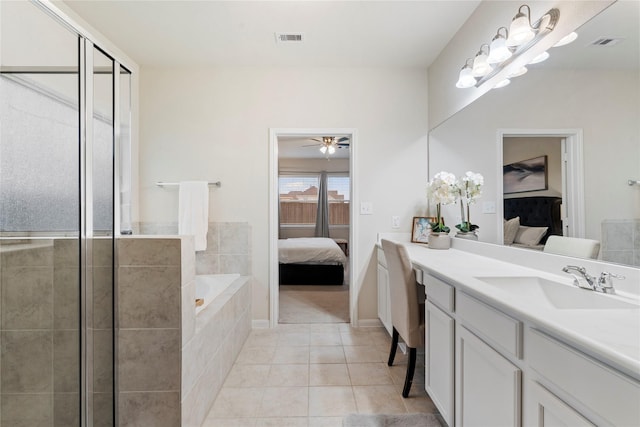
[315,171,330,237]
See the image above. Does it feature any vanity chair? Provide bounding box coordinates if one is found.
[381,239,425,398]
[543,235,601,259]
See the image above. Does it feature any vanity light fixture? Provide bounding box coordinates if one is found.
[455,4,560,90]
[472,44,493,77]
[506,5,536,47]
[509,66,528,78]
[494,79,511,89]
[529,51,550,64]
[487,27,513,64]
[456,58,477,88]
[553,31,578,47]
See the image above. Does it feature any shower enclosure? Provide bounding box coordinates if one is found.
[0,1,132,425]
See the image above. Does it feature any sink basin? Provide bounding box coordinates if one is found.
[474,276,639,310]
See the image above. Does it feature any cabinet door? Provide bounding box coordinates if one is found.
[456,325,521,427]
[426,301,455,427]
[377,263,391,334]
[526,382,595,427]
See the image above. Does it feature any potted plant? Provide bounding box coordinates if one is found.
[427,171,457,249]
[455,171,484,240]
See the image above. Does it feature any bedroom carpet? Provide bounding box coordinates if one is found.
[279,284,350,323]
[342,413,443,427]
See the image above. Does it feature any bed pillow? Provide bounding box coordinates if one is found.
[514,225,548,246]
[503,217,520,245]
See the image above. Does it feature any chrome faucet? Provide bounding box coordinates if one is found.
[562,265,597,291]
[595,272,625,294]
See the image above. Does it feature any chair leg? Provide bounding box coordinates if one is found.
[402,347,417,398]
[388,327,399,366]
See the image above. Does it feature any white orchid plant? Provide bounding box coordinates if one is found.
[427,171,458,233]
[455,171,484,233]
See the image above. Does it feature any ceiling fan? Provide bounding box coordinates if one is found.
[303,136,350,158]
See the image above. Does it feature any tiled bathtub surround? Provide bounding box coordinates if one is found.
[135,221,252,275]
[117,236,251,427]
[602,219,640,266]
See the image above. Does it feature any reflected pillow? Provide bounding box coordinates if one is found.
[514,225,548,246]
[503,216,520,245]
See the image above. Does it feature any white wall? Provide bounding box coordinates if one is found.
[139,66,429,322]
[429,68,639,244]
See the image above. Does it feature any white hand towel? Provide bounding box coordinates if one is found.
[178,181,209,251]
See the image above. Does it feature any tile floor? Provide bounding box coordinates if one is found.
[202,323,438,427]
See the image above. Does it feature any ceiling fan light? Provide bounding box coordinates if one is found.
[328,145,336,154]
[320,146,327,154]
[488,36,512,64]
[529,51,549,64]
[553,31,578,47]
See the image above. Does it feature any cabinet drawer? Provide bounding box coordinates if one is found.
[528,329,640,427]
[377,248,387,268]
[425,274,454,313]
[457,292,522,358]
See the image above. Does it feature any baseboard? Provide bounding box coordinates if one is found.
[252,319,270,329]
[357,318,383,328]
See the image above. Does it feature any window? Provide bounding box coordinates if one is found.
[279,174,350,225]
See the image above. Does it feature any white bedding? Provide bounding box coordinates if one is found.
[278,238,347,265]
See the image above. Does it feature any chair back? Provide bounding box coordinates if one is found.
[543,235,600,259]
[381,239,421,348]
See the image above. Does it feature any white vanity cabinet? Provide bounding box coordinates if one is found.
[455,292,522,427]
[424,274,455,427]
[376,248,392,335]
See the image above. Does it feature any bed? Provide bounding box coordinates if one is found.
[504,196,562,250]
[278,237,347,285]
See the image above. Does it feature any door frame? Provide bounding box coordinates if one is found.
[496,129,585,242]
[268,128,358,328]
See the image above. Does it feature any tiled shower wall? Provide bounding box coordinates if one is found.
[601,219,640,266]
[135,222,251,275]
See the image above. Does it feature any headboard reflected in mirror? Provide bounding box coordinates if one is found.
[428,1,640,267]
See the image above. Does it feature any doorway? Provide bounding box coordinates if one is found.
[497,129,585,243]
[269,129,357,328]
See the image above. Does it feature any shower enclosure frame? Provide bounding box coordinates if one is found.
[1,1,137,425]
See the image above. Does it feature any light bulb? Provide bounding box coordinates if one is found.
[320,146,327,154]
[494,79,511,89]
[506,6,535,47]
[472,52,493,77]
[553,32,578,47]
[487,36,512,64]
[328,146,336,154]
[529,51,549,64]
[456,65,476,88]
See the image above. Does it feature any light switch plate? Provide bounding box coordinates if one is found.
[360,202,373,215]
[482,201,496,214]
[392,216,400,228]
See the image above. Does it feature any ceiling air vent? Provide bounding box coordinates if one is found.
[589,37,625,47]
[275,33,304,43]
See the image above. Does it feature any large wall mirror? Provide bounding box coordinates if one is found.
[429,1,639,267]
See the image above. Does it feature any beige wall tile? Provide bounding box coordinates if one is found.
[1,331,52,393]
[92,266,113,330]
[118,238,181,266]
[181,281,196,347]
[53,266,79,330]
[54,239,78,267]
[2,266,53,329]
[219,223,249,255]
[195,252,219,275]
[118,329,180,392]
[2,242,53,267]
[93,329,114,393]
[181,236,196,286]
[118,392,180,427]
[1,393,52,427]
[53,330,79,393]
[118,266,181,328]
[54,392,79,427]
[220,255,250,275]
[93,392,114,427]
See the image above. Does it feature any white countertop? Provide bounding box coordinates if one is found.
[396,242,640,381]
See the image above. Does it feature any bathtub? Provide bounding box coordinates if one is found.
[195,274,241,315]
